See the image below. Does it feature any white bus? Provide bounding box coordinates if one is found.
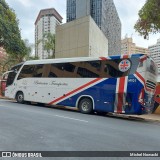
[4,54,158,115]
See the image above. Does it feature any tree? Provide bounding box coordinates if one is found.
[0,0,28,61]
[38,33,55,59]
[134,0,160,39]
[23,39,32,60]
[24,39,39,60]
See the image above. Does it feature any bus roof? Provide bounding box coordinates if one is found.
[24,53,146,65]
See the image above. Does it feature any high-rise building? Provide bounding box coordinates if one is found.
[148,38,160,75]
[121,37,148,55]
[66,0,121,56]
[35,8,63,59]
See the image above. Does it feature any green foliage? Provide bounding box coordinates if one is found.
[23,39,32,60]
[27,56,39,60]
[134,0,160,39]
[0,0,29,62]
[38,33,55,59]
[0,55,17,74]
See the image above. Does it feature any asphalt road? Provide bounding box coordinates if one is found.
[0,99,160,159]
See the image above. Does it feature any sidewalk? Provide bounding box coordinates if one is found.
[0,95,160,122]
[107,113,160,122]
[128,114,160,122]
[0,95,13,100]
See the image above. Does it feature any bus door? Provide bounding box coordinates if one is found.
[125,92,135,113]
[99,90,115,112]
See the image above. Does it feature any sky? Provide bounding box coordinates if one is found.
[5,0,160,48]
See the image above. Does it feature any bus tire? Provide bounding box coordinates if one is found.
[16,91,24,104]
[78,98,93,114]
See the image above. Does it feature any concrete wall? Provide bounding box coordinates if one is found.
[89,17,108,57]
[55,16,108,58]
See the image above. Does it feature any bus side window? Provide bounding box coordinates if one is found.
[63,63,75,73]
[105,64,119,77]
[33,64,44,77]
[17,65,35,80]
[48,72,57,77]
[53,63,64,71]
[49,63,63,77]
[104,64,110,76]
[77,67,99,78]
[87,61,101,71]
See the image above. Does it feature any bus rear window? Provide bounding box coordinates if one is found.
[147,59,157,75]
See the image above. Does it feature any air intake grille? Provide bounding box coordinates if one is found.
[146,80,156,90]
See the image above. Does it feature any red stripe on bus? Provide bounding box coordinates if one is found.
[140,56,147,62]
[119,77,125,93]
[135,72,155,93]
[99,57,107,60]
[117,93,124,113]
[48,78,102,105]
[135,71,145,84]
[122,55,129,59]
[117,77,125,113]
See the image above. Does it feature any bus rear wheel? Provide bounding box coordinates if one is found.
[79,98,93,114]
[16,92,24,104]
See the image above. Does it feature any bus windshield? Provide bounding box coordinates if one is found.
[6,63,23,86]
[147,58,158,75]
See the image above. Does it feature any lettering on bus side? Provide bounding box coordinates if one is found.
[33,80,68,87]
[128,79,137,83]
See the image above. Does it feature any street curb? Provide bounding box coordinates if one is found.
[0,96,15,101]
[106,113,160,123]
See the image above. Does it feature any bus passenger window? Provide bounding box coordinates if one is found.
[87,61,101,70]
[104,65,109,75]
[17,65,35,80]
[77,67,99,78]
[48,72,57,77]
[34,64,43,77]
[49,63,64,77]
[52,64,64,71]
[105,64,119,77]
[63,63,75,72]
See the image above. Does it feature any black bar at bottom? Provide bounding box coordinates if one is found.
[0,151,159,157]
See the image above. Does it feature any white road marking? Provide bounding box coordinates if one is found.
[54,115,88,123]
[0,100,89,123]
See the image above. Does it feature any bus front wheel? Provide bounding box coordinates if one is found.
[16,92,24,104]
[78,98,93,114]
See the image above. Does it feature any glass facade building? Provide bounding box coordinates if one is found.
[67,0,121,55]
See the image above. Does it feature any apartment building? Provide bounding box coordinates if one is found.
[35,8,63,59]
[121,37,148,55]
